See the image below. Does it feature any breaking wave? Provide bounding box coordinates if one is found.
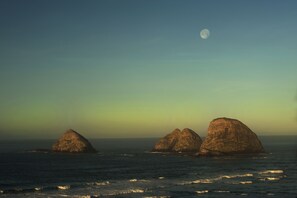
[196,190,209,194]
[105,188,145,196]
[259,170,284,174]
[34,187,42,191]
[57,185,71,190]
[129,178,149,182]
[257,169,284,182]
[192,179,213,184]
[259,177,280,181]
[239,181,253,184]
[94,181,110,186]
[129,179,138,182]
[180,172,254,185]
[214,190,230,193]
[221,173,253,179]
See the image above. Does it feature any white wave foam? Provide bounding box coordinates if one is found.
[222,176,233,179]
[266,177,280,181]
[241,193,248,196]
[95,181,110,186]
[129,178,148,182]
[214,190,230,193]
[259,176,281,181]
[267,193,275,196]
[158,176,165,180]
[106,188,145,195]
[0,190,3,194]
[129,179,138,182]
[57,185,71,190]
[192,179,213,184]
[239,181,252,184]
[34,187,42,191]
[180,172,254,186]
[130,189,145,193]
[259,170,283,174]
[222,173,253,179]
[196,190,208,194]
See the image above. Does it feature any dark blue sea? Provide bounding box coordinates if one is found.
[0,136,296,198]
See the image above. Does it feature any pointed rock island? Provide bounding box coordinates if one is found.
[52,129,97,153]
[199,117,265,156]
[152,128,202,153]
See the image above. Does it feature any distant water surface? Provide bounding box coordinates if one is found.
[0,136,296,197]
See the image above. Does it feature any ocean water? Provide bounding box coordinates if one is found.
[0,136,296,198]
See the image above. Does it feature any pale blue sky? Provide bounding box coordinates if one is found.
[0,0,297,138]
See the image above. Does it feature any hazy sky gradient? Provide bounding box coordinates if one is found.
[1,0,297,139]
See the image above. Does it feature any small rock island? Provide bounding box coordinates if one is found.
[52,129,97,153]
[152,128,202,153]
[199,117,265,156]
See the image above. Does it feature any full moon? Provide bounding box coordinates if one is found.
[200,29,210,39]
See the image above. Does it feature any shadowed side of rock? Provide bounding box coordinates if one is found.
[52,129,97,153]
[152,128,181,152]
[199,117,265,156]
[173,128,202,152]
[152,128,202,153]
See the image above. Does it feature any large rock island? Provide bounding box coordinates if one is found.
[199,117,264,156]
[152,128,202,153]
[52,129,97,153]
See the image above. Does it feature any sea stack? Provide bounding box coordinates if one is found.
[52,129,97,153]
[199,117,265,156]
[152,128,202,153]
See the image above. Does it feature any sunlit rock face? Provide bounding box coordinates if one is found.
[52,129,96,153]
[199,117,265,156]
[152,128,202,153]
